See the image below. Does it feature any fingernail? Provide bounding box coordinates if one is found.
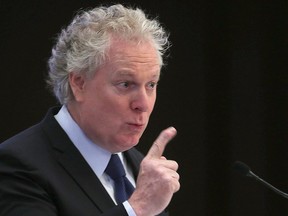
[168,126,177,133]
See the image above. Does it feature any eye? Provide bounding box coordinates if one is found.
[118,81,133,89]
[147,81,158,89]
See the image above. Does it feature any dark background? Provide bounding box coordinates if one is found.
[1,0,288,215]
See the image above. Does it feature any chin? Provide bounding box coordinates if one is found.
[119,137,140,149]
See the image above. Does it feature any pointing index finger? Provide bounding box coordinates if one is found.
[147,127,177,158]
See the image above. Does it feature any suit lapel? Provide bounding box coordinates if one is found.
[124,148,144,180]
[55,148,115,210]
[41,107,116,212]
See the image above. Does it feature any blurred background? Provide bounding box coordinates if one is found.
[1,0,288,215]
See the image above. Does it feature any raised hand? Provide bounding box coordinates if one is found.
[129,127,180,216]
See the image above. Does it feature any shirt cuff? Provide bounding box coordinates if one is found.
[123,200,137,216]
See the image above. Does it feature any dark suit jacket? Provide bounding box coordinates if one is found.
[0,107,169,216]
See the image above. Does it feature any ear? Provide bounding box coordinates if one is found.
[69,72,86,102]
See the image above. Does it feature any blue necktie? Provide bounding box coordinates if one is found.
[105,154,135,204]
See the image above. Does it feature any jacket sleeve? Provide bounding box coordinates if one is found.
[0,151,58,216]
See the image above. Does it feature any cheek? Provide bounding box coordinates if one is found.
[92,95,128,120]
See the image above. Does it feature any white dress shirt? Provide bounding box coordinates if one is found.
[54,106,137,216]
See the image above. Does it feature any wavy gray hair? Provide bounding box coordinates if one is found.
[47,4,170,105]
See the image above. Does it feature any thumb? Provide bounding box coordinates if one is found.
[147,127,177,158]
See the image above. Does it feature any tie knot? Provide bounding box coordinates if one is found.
[105,154,126,180]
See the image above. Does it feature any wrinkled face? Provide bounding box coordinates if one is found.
[69,38,161,153]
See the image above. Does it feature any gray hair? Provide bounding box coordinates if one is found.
[47,4,170,105]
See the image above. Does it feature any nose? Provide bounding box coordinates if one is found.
[130,88,151,112]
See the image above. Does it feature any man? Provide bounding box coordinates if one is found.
[0,4,180,216]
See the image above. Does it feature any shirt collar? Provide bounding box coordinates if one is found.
[54,105,111,177]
